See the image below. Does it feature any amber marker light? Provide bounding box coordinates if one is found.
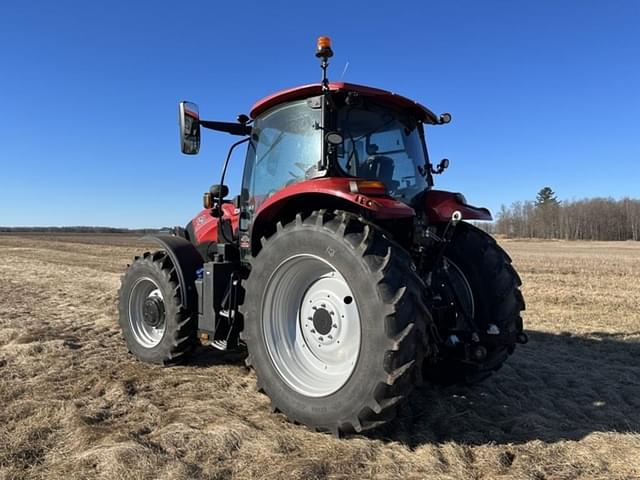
[349,180,388,195]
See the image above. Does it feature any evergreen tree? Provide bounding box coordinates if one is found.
[535,187,560,207]
[533,187,560,238]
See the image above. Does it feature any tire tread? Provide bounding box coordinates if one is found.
[241,210,431,434]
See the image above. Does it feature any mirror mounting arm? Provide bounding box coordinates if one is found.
[200,120,252,136]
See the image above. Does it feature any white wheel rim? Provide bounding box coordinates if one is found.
[128,277,166,348]
[262,254,362,397]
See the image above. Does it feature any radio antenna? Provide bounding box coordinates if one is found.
[340,61,350,80]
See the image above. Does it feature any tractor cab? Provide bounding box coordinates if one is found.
[243,83,438,210]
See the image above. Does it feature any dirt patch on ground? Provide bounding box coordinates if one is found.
[1,234,638,479]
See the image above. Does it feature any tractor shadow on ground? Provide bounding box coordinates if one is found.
[188,345,247,368]
[372,329,640,447]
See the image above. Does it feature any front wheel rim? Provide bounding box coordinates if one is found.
[128,277,166,348]
[262,254,361,398]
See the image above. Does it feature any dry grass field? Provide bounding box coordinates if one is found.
[0,234,638,480]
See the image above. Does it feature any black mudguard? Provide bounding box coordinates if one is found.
[142,234,204,311]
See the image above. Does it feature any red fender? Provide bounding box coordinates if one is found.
[250,177,415,250]
[424,190,492,222]
[254,177,415,221]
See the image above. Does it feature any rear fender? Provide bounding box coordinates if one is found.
[249,177,415,255]
[424,190,492,223]
[142,235,204,310]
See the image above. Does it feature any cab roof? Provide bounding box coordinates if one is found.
[250,82,439,124]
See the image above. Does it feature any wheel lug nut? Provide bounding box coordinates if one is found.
[307,316,313,320]
[332,324,337,328]
[330,311,335,315]
[328,335,333,340]
[318,336,323,341]
[312,306,317,310]
[311,329,316,334]
[321,303,326,308]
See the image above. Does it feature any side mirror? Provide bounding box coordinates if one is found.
[178,101,201,154]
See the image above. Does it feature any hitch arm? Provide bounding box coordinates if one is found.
[429,209,463,268]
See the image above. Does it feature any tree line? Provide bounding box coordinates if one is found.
[492,187,640,241]
[0,226,163,234]
[3,189,639,241]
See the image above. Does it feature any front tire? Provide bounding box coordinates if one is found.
[424,223,525,385]
[118,251,197,364]
[241,211,431,435]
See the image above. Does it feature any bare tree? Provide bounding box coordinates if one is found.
[495,190,640,241]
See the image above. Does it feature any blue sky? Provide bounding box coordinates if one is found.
[1,1,638,227]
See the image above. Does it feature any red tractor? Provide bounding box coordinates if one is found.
[118,37,526,435]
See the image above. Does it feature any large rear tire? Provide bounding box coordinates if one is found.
[240,211,431,435]
[118,251,197,365]
[424,223,525,385]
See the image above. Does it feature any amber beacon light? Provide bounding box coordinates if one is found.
[316,36,333,58]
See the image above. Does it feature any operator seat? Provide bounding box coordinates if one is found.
[363,155,399,191]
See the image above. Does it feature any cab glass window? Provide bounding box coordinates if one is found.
[242,99,322,211]
[337,102,428,201]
